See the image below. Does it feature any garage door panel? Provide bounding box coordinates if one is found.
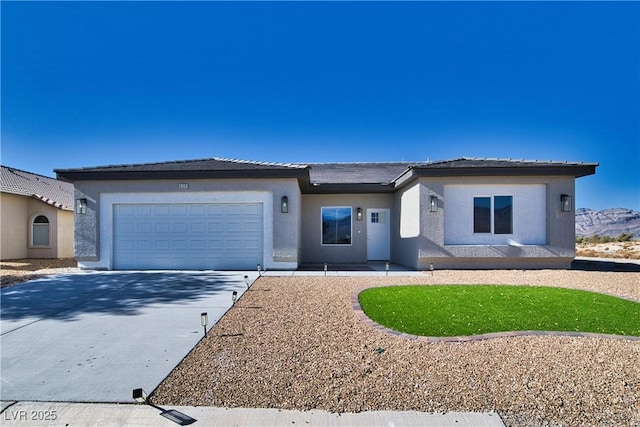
[191,223,205,233]
[114,203,263,270]
[137,223,152,233]
[136,206,152,216]
[207,205,223,215]
[154,206,170,216]
[208,223,223,232]
[172,206,188,216]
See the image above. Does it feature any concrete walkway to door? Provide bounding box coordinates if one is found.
[0,271,258,403]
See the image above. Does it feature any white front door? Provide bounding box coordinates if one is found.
[367,208,391,260]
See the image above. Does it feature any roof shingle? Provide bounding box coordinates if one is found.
[1,166,74,211]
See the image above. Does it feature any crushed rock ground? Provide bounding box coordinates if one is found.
[151,270,640,426]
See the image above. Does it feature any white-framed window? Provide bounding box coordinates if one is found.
[473,196,513,235]
[321,206,352,245]
[32,215,51,246]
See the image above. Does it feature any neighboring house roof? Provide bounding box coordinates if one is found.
[1,165,74,211]
[55,157,598,194]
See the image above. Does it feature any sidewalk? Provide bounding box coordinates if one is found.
[0,401,505,426]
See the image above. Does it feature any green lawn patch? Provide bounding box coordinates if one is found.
[358,285,640,337]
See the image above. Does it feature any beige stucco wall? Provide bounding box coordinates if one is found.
[56,210,75,258]
[27,199,60,259]
[0,192,73,259]
[300,193,394,263]
[72,178,301,270]
[1,192,29,259]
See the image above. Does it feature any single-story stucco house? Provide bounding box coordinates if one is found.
[1,165,75,260]
[54,157,597,271]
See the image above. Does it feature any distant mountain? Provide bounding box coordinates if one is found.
[576,208,640,238]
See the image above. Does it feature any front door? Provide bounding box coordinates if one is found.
[367,208,391,260]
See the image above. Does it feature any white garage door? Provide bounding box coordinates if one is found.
[113,203,263,270]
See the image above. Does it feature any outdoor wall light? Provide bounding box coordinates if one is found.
[429,195,438,212]
[356,207,363,221]
[133,388,147,403]
[200,312,208,336]
[232,291,238,304]
[560,194,572,212]
[75,198,87,215]
[281,196,289,213]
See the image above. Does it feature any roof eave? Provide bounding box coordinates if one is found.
[409,164,598,178]
[304,183,395,194]
[55,168,309,182]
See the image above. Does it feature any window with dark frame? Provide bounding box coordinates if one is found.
[473,196,513,235]
[473,197,491,233]
[494,196,513,234]
[321,207,352,245]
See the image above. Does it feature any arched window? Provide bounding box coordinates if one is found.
[32,215,50,246]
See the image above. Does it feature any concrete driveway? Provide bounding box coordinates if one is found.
[1,271,257,403]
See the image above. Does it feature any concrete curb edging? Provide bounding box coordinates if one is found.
[0,401,506,427]
[351,285,640,343]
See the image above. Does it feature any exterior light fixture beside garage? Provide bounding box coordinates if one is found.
[75,198,87,214]
[429,195,438,212]
[281,196,288,213]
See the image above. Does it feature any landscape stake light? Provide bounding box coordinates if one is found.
[257,264,261,276]
[201,312,208,337]
[232,290,238,305]
[133,387,197,425]
[324,263,328,276]
[244,275,249,288]
[385,262,390,276]
[429,263,434,276]
[133,388,147,403]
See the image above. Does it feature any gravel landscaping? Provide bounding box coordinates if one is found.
[0,258,78,287]
[151,269,640,426]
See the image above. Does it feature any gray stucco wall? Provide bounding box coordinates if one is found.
[72,178,301,270]
[393,175,577,270]
[300,193,394,263]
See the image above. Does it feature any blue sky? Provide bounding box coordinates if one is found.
[2,2,638,210]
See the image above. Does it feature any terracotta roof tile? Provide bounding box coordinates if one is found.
[1,166,74,211]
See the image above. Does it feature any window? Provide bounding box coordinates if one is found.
[371,212,379,223]
[322,207,352,245]
[473,196,513,235]
[473,197,491,233]
[32,215,50,246]
[494,196,513,234]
